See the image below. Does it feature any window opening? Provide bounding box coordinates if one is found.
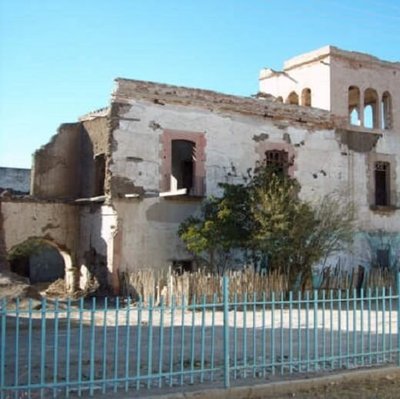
[374,161,390,206]
[364,88,379,129]
[286,91,299,105]
[171,140,195,193]
[301,88,312,107]
[172,260,193,275]
[94,153,106,196]
[348,86,360,126]
[376,248,390,269]
[265,150,289,176]
[381,91,392,130]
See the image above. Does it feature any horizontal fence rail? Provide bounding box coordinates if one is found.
[1,275,400,398]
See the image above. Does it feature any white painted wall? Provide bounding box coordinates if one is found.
[109,96,400,272]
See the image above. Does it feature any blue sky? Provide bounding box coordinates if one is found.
[1,0,400,168]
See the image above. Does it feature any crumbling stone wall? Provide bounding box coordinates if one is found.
[32,123,82,199]
[0,201,9,271]
[79,116,110,198]
[1,198,80,289]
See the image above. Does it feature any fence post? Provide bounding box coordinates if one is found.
[223,276,230,388]
[397,272,400,366]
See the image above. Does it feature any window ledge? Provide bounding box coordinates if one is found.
[160,188,188,197]
[75,195,106,204]
[370,205,398,213]
[345,125,383,136]
[160,188,204,200]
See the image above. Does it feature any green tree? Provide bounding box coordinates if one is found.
[179,162,356,288]
[178,183,251,273]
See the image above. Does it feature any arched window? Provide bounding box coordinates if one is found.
[286,91,299,105]
[364,88,379,129]
[381,91,392,130]
[301,88,312,107]
[348,86,360,126]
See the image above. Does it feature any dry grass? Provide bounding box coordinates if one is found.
[119,266,396,305]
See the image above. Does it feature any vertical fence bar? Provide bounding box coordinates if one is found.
[375,287,379,364]
[89,297,96,396]
[169,296,175,387]
[0,299,5,399]
[135,297,142,391]
[368,288,372,365]
[40,298,47,399]
[27,299,33,399]
[146,296,153,389]
[262,292,266,377]
[313,290,318,371]
[233,292,237,380]
[101,297,108,394]
[346,289,350,369]
[243,292,247,378]
[280,292,284,375]
[298,291,302,372]
[397,272,400,366]
[52,299,59,398]
[353,289,357,366]
[114,297,120,392]
[77,298,84,397]
[158,296,164,389]
[305,291,310,372]
[360,289,364,366]
[329,290,334,370]
[252,293,257,377]
[179,295,185,386]
[322,290,326,370]
[338,290,342,369]
[65,298,71,398]
[190,295,196,385]
[389,286,393,361]
[200,295,206,383]
[211,293,216,381]
[223,276,230,388]
[382,287,386,362]
[289,291,293,374]
[271,292,275,376]
[14,298,20,398]
[125,297,132,392]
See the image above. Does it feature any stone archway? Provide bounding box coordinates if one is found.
[7,237,76,293]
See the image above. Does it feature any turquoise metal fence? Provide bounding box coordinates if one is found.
[1,275,400,398]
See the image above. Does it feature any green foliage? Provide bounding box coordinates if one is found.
[178,162,356,287]
[178,184,251,273]
[7,238,44,261]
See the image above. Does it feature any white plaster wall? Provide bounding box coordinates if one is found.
[113,199,199,270]
[109,98,400,273]
[78,205,118,289]
[259,58,331,110]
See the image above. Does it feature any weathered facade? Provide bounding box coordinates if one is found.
[1,46,399,293]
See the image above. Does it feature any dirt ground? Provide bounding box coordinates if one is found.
[265,375,400,399]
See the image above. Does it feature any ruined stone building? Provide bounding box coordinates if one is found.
[1,46,399,293]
